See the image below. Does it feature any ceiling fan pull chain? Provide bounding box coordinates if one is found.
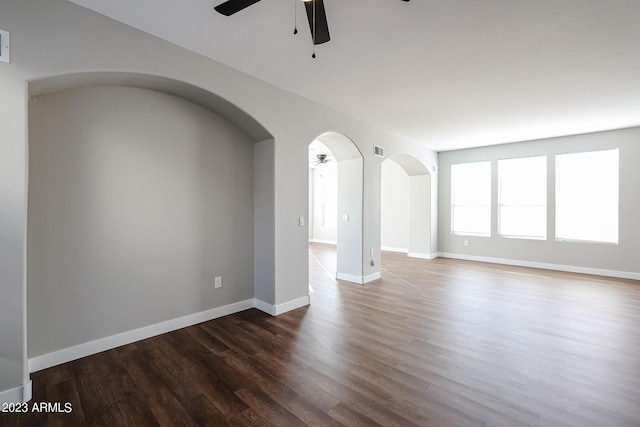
[312,0,316,58]
[293,0,298,34]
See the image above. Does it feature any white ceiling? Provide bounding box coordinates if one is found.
[69,0,640,152]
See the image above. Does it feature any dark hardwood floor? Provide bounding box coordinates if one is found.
[3,243,640,426]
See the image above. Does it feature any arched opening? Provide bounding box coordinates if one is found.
[28,72,272,142]
[381,154,433,259]
[308,132,365,283]
[26,72,276,369]
[309,140,338,247]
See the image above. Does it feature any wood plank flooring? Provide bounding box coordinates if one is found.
[3,243,640,426]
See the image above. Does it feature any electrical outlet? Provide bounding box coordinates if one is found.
[214,276,222,288]
[464,240,469,247]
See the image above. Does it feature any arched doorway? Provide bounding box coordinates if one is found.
[308,132,365,283]
[381,154,433,259]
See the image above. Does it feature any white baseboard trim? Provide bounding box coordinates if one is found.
[408,252,435,260]
[363,272,382,283]
[336,272,363,283]
[0,380,32,404]
[253,298,276,316]
[253,297,310,316]
[29,299,254,373]
[28,294,314,373]
[437,252,640,280]
[273,295,310,316]
[309,239,337,245]
[336,272,381,284]
[381,246,408,253]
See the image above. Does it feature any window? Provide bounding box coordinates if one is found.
[451,161,491,236]
[556,148,619,244]
[498,156,547,239]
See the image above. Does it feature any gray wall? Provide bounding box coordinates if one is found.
[409,175,432,257]
[0,53,28,400]
[28,86,254,357]
[253,138,275,304]
[337,158,364,279]
[438,127,640,275]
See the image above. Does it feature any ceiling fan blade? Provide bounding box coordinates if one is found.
[304,0,330,45]
[214,0,261,16]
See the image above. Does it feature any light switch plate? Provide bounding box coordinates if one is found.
[0,30,10,64]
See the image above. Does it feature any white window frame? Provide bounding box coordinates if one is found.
[498,155,547,240]
[555,148,619,245]
[451,161,491,237]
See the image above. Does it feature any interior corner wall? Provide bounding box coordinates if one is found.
[437,127,640,276]
[381,160,410,252]
[254,138,275,304]
[27,86,255,357]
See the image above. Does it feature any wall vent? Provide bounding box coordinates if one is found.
[0,30,10,64]
[374,145,385,158]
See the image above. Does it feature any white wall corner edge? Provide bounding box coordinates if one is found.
[436,252,640,280]
[0,380,32,404]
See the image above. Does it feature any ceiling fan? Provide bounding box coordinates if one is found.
[309,153,332,167]
[214,0,410,49]
[315,153,330,165]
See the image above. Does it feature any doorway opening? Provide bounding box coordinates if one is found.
[308,132,364,283]
[381,154,433,259]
